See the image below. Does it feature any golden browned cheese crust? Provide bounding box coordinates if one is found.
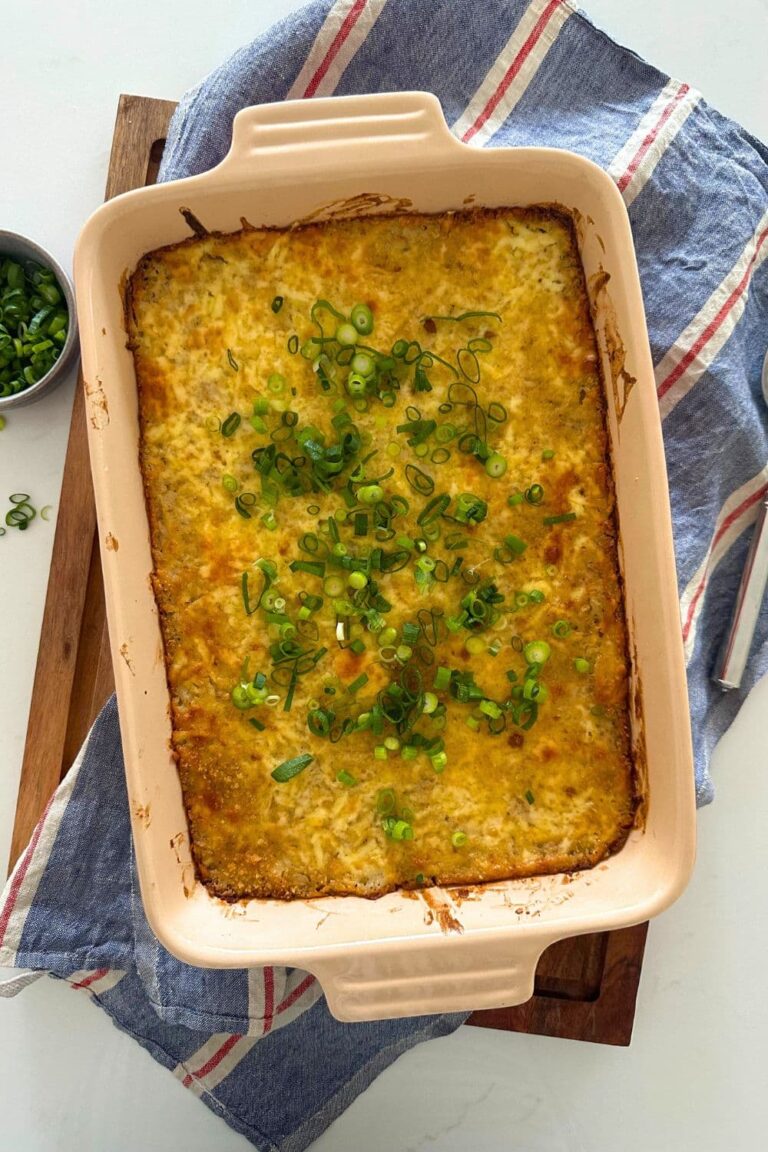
[129,207,638,900]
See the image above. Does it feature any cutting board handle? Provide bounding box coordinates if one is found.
[216,91,461,173]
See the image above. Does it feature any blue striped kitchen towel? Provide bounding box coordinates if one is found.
[1,2,766,1150]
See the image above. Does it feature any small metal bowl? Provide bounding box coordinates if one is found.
[0,229,79,410]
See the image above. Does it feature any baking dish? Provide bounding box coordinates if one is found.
[74,92,695,1022]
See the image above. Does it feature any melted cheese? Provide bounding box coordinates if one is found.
[129,208,637,900]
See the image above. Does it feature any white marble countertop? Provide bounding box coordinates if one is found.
[1,1,766,1148]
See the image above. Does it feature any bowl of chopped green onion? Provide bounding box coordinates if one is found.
[0,230,78,409]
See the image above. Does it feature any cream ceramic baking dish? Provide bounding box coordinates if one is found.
[74,92,695,1022]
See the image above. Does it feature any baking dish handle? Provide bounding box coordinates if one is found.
[311,933,549,1023]
[216,92,460,174]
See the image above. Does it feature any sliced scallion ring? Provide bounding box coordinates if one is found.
[523,640,551,665]
[350,303,374,335]
[485,453,507,478]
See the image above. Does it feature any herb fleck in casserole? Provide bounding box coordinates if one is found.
[128,207,638,900]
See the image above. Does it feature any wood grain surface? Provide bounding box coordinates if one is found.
[7,94,648,1046]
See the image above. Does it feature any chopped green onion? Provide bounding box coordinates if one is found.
[523,679,548,702]
[401,621,421,644]
[352,351,375,376]
[271,752,314,782]
[503,534,527,556]
[347,571,368,590]
[235,491,257,518]
[290,559,325,577]
[528,589,545,604]
[451,831,468,848]
[350,303,374,335]
[541,449,555,460]
[465,635,485,655]
[479,699,502,719]
[387,819,414,842]
[3,494,36,531]
[231,684,250,710]
[374,744,388,760]
[511,700,539,730]
[376,788,397,814]
[404,464,435,497]
[267,373,285,393]
[347,672,369,694]
[300,592,324,613]
[543,512,577,525]
[425,309,502,326]
[336,322,358,346]
[507,491,524,507]
[271,295,284,313]
[422,692,438,714]
[288,334,299,354]
[433,666,452,691]
[221,412,241,437]
[454,492,487,524]
[346,372,367,396]
[226,348,239,371]
[524,640,551,665]
[552,620,572,638]
[430,750,448,773]
[308,708,333,736]
[337,770,357,787]
[358,484,384,504]
[485,453,507,478]
[574,657,591,674]
[417,493,451,525]
[525,789,535,805]
[524,484,544,505]
[0,260,69,396]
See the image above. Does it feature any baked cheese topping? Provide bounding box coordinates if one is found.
[129,208,637,900]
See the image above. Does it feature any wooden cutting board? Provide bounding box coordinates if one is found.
[8,94,648,1046]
